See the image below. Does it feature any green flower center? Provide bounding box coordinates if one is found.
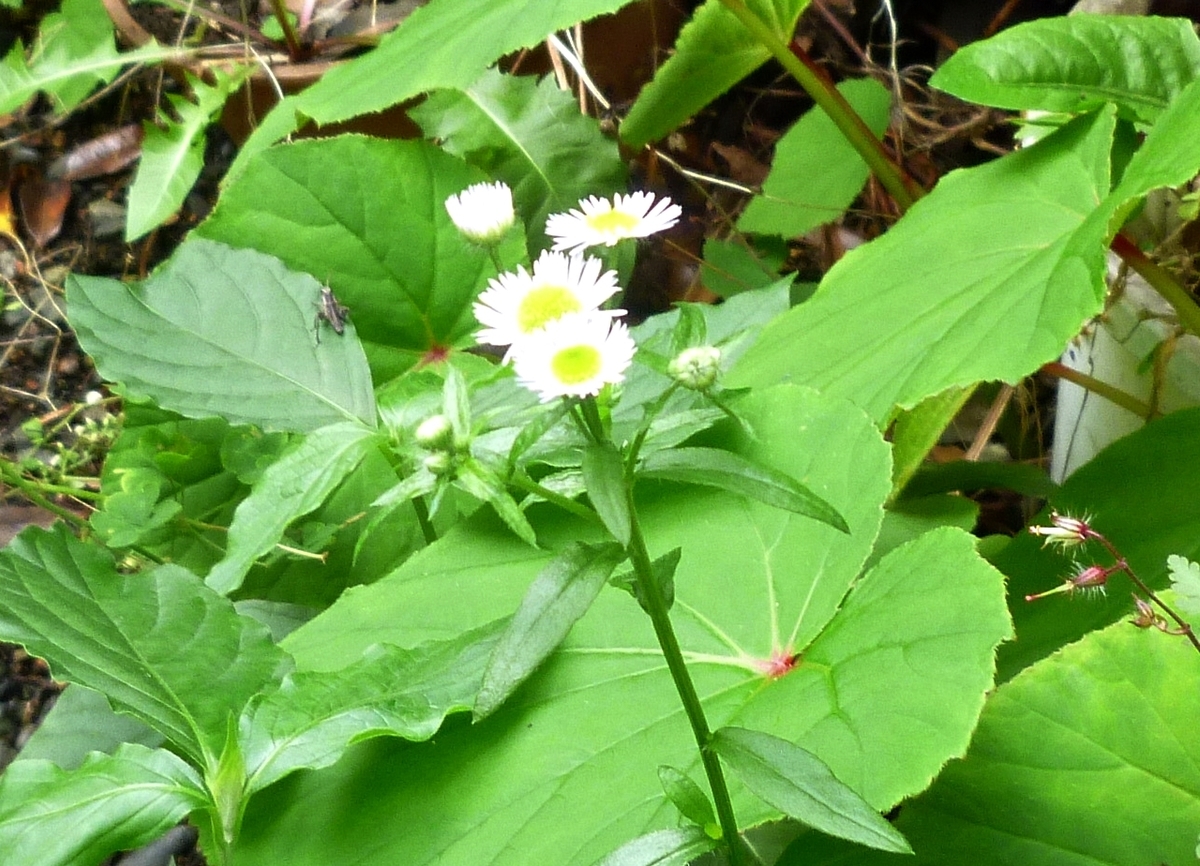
[550,344,603,385]
[517,286,583,333]
[586,209,640,235]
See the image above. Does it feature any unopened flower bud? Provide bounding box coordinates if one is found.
[668,346,721,390]
[423,451,454,476]
[415,414,455,451]
[1130,596,1159,629]
[445,182,515,246]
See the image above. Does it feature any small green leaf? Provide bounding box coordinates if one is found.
[0,0,178,115]
[929,15,1200,122]
[0,744,207,866]
[206,421,379,595]
[474,543,626,720]
[69,239,377,432]
[712,726,912,854]
[610,547,681,613]
[244,621,506,793]
[583,442,632,545]
[658,765,717,830]
[457,458,538,546]
[739,77,892,238]
[594,826,721,866]
[443,365,472,443]
[0,526,285,764]
[638,446,849,532]
[621,0,812,147]
[1166,554,1200,618]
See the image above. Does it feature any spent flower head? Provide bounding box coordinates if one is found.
[546,191,682,254]
[511,312,636,402]
[445,181,515,246]
[473,250,621,352]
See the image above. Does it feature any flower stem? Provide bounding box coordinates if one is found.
[0,460,89,530]
[508,473,605,527]
[1092,537,1200,655]
[715,0,921,211]
[624,488,746,864]
[1040,362,1153,419]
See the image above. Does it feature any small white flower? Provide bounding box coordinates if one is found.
[546,191,682,253]
[473,250,621,350]
[511,313,636,402]
[445,181,515,245]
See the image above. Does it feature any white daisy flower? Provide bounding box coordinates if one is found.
[473,250,621,350]
[546,191,682,253]
[445,181,515,245]
[511,313,636,402]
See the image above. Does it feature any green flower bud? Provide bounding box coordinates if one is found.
[415,414,455,451]
[668,346,721,390]
[423,451,454,476]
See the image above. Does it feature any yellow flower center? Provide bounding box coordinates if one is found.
[550,344,603,385]
[517,286,583,333]
[586,208,640,235]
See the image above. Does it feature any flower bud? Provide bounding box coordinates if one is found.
[415,414,455,451]
[668,346,721,390]
[423,452,454,476]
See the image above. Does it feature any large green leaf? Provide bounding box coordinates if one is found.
[738,77,892,238]
[0,744,207,866]
[930,14,1200,123]
[242,621,506,794]
[730,73,1200,423]
[0,0,178,115]
[199,136,517,381]
[782,616,1200,865]
[0,526,285,765]
[621,0,812,148]
[231,386,1011,865]
[230,0,642,177]
[411,68,626,250]
[69,239,375,433]
[205,422,380,596]
[17,684,163,770]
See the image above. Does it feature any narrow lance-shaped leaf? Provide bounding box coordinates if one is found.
[0,526,285,764]
[658,765,718,832]
[0,744,208,866]
[206,421,380,595]
[583,441,632,545]
[474,542,627,720]
[711,726,912,854]
[243,621,506,794]
[457,457,538,547]
[595,827,721,866]
[638,446,849,532]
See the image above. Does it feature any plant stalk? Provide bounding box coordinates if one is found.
[715,0,921,211]
[1111,233,1200,339]
[266,0,304,60]
[624,488,746,864]
[0,461,89,529]
[1040,362,1153,419]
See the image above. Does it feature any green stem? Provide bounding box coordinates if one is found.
[0,461,89,529]
[1111,233,1200,339]
[266,0,304,59]
[624,383,680,472]
[413,496,437,545]
[508,473,605,527]
[624,489,746,864]
[715,0,921,211]
[1041,362,1153,419]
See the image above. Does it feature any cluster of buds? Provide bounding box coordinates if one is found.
[414,413,468,477]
